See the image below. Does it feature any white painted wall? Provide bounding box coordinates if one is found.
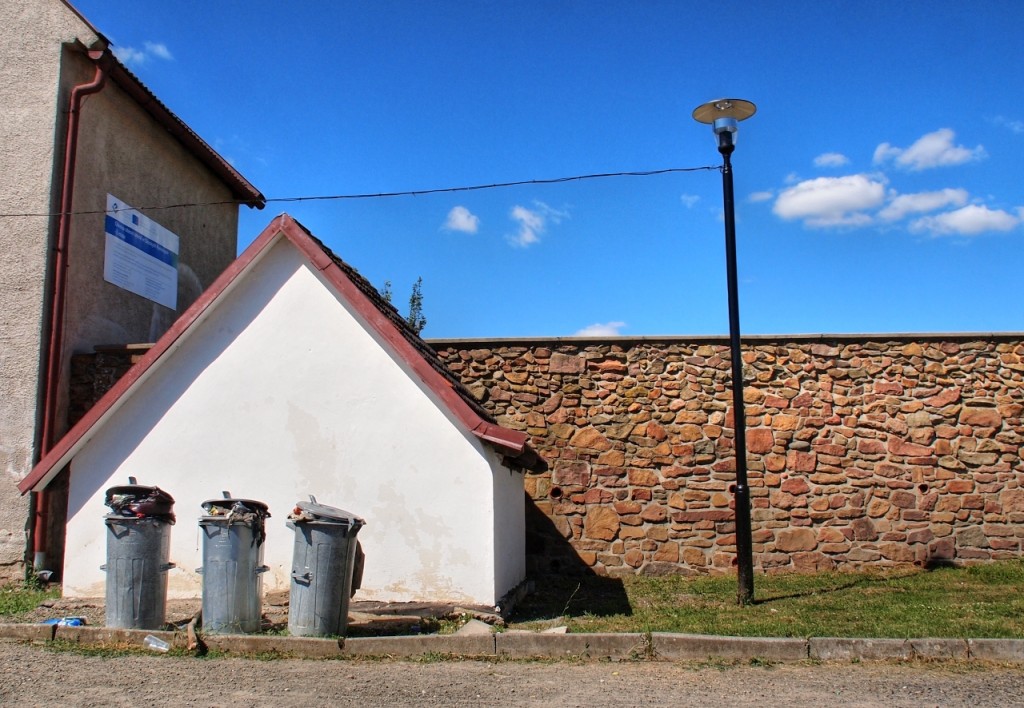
[63,236,524,606]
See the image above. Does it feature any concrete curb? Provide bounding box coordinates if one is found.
[1,624,1021,663]
[654,633,809,661]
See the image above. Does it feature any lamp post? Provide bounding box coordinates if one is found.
[693,98,756,605]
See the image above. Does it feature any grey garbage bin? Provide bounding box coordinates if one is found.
[287,496,365,637]
[198,495,271,634]
[101,479,176,629]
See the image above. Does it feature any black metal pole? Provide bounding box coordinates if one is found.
[718,130,755,605]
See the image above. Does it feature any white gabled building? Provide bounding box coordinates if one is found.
[21,215,539,607]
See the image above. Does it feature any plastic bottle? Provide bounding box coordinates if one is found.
[143,634,170,652]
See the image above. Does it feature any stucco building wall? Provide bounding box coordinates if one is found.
[0,0,101,577]
[59,44,239,438]
[0,0,244,580]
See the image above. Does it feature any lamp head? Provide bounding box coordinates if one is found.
[693,99,756,153]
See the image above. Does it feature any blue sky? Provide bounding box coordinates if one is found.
[73,1,1024,338]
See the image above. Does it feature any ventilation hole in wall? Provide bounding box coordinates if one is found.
[728,484,737,494]
[731,556,738,566]
[918,483,928,493]
[549,487,563,500]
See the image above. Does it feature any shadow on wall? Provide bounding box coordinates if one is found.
[510,495,631,622]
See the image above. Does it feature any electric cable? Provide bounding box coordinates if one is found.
[0,165,720,218]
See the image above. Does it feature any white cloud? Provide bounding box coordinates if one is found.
[878,188,968,221]
[679,194,700,208]
[909,204,1020,236]
[442,205,479,234]
[813,152,850,168]
[994,116,1024,134]
[144,41,174,60]
[748,190,774,203]
[574,321,626,337]
[506,201,568,247]
[113,41,174,66]
[772,174,887,228]
[873,128,986,171]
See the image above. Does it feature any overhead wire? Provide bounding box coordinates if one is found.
[0,164,720,219]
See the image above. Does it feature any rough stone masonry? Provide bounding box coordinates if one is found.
[433,335,1024,578]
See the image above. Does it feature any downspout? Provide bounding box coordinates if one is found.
[31,49,108,575]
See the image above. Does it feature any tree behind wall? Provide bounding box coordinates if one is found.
[380,278,427,335]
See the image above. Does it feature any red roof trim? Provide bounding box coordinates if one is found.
[19,214,528,493]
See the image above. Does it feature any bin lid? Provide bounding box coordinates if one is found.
[292,496,365,525]
[104,482,175,523]
[201,498,270,517]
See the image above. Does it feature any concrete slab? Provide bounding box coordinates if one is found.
[0,623,55,642]
[52,625,178,648]
[809,637,911,661]
[908,638,969,660]
[201,634,344,658]
[968,639,1024,662]
[342,634,495,657]
[653,633,808,661]
[495,632,647,659]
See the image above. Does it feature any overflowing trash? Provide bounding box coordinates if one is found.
[201,495,270,546]
[104,477,176,524]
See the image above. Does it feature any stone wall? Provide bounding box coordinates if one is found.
[432,336,1024,578]
[71,335,1024,580]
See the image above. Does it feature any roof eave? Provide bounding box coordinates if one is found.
[91,50,265,208]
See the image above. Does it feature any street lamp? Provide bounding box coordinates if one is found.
[693,98,756,605]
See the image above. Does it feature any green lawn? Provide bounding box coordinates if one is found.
[508,560,1024,639]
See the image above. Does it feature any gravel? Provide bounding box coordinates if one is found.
[2,640,1022,707]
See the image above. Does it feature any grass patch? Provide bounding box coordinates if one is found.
[0,583,59,619]
[508,560,1024,639]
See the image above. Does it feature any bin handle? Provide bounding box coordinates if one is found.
[291,571,312,584]
[195,567,203,575]
[256,565,270,575]
[160,562,176,572]
[99,564,107,572]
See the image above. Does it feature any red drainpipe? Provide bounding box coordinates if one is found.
[32,49,108,574]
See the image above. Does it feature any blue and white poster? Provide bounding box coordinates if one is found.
[103,194,179,309]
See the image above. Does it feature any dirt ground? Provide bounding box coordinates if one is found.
[1,639,1022,707]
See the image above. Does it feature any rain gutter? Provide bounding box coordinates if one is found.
[32,49,108,575]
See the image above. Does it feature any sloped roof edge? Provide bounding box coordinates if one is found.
[61,0,263,208]
[19,214,529,493]
[92,49,265,208]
